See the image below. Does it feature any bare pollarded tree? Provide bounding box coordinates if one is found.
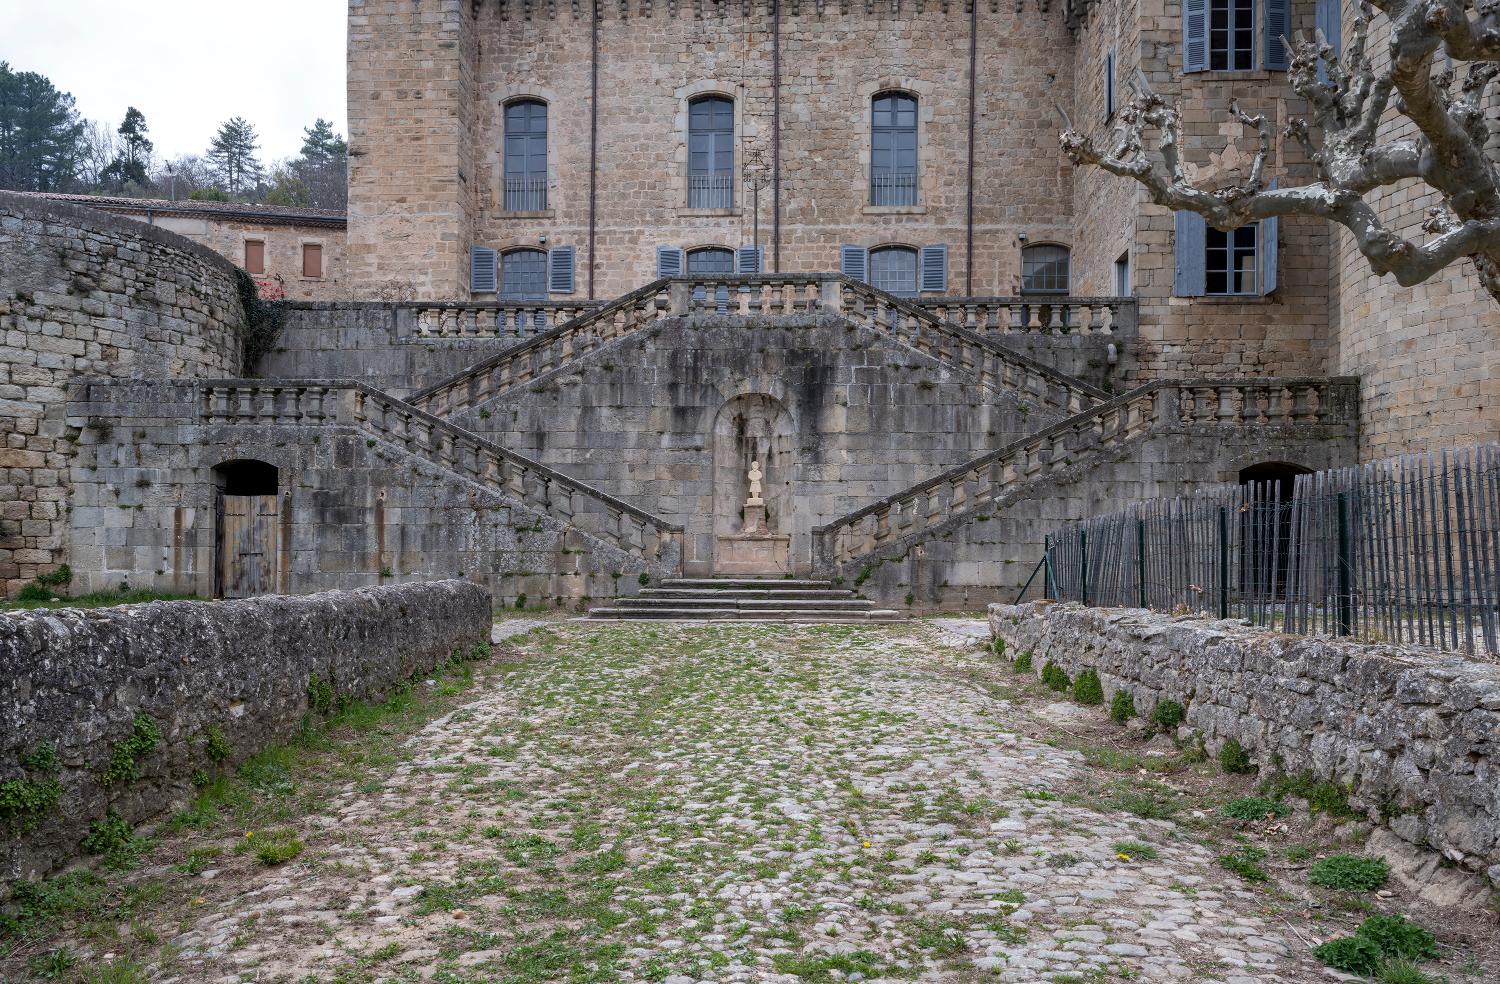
[1061,0,1500,305]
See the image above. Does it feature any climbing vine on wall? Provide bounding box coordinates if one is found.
[234,269,287,375]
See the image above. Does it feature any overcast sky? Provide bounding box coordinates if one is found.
[1,0,346,163]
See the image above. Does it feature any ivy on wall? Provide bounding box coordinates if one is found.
[234,269,287,375]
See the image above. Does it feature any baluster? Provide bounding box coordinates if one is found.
[1265,384,1286,423]
[1048,303,1065,333]
[1217,385,1238,423]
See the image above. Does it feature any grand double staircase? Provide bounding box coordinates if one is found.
[212,274,1353,616]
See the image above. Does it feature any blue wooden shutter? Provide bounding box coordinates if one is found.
[920,244,948,293]
[1174,211,1207,297]
[656,245,684,278]
[1261,180,1279,295]
[840,244,868,282]
[1316,0,1342,84]
[1105,49,1116,117]
[736,245,764,274]
[470,246,497,293]
[1183,0,1208,72]
[547,245,575,294]
[1264,0,1291,69]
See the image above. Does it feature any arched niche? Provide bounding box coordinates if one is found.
[711,393,795,572]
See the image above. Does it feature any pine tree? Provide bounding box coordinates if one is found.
[205,116,262,198]
[291,118,348,210]
[0,61,85,192]
[101,106,153,190]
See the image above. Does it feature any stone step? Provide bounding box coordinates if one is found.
[638,587,856,600]
[586,607,905,622]
[615,597,874,611]
[656,577,838,591]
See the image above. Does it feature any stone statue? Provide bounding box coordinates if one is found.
[747,460,764,503]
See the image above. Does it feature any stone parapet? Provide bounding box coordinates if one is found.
[987,601,1500,882]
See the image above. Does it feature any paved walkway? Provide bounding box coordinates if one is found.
[148,619,1359,983]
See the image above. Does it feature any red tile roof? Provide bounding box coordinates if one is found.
[14,191,346,227]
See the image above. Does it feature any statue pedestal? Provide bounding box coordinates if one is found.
[715,498,789,574]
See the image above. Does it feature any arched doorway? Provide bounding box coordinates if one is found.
[214,459,280,598]
[1238,461,1311,602]
[711,394,794,574]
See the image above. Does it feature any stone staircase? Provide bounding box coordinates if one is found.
[586,577,904,622]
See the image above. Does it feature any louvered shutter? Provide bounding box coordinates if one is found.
[1174,211,1207,297]
[1316,0,1342,84]
[920,244,948,293]
[1261,180,1279,295]
[547,246,576,294]
[840,244,869,282]
[1264,0,1291,69]
[1183,0,1208,72]
[470,246,497,294]
[656,245,684,278]
[736,245,764,274]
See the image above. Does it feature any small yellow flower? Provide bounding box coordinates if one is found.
[862,841,872,848]
[1116,853,1131,861]
[244,831,254,838]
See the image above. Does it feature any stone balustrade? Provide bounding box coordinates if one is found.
[197,380,684,566]
[919,296,1135,335]
[813,378,1360,568]
[408,301,602,339]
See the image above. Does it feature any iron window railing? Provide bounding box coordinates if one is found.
[503,177,548,212]
[688,174,734,209]
[870,171,918,206]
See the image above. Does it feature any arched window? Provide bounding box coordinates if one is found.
[871,92,918,206]
[869,245,919,297]
[504,100,548,211]
[1021,244,1071,294]
[500,248,548,300]
[688,96,734,208]
[688,247,735,311]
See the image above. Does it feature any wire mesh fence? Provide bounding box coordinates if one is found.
[1042,444,1500,657]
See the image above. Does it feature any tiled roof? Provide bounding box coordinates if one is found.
[14,191,346,227]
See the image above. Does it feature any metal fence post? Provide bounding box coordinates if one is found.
[1218,505,1230,619]
[1080,528,1089,607]
[1136,518,1147,610]
[1336,491,1353,636]
[1042,534,1052,600]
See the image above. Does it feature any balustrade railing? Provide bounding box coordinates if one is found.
[812,378,1359,569]
[198,380,684,567]
[919,296,1136,335]
[410,302,600,340]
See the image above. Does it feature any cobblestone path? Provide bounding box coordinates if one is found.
[129,619,1366,984]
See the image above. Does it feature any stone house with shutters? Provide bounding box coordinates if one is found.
[3,0,1496,610]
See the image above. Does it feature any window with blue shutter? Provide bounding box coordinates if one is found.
[840,244,869,283]
[503,100,548,210]
[1105,49,1116,118]
[869,246,919,297]
[735,245,764,274]
[1263,0,1290,69]
[547,245,575,294]
[920,244,948,293]
[1183,0,1209,72]
[470,246,497,294]
[1174,211,1207,297]
[656,245,684,278]
[500,248,548,301]
[1315,0,1342,84]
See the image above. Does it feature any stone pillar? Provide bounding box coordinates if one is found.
[347,0,477,300]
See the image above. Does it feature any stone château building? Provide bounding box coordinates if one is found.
[1,0,1494,609]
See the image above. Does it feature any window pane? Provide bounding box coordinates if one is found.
[1021,245,1071,293]
[686,248,734,274]
[869,246,918,297]
[504,101,548,210]
[501,249,548,300]
[688,97,733,207]
[871,92,918,206]
[1205,224,1259,294]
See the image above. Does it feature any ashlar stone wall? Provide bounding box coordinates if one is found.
[0,191,244,598]
[0,580,490,881]
[988,601,1500,881]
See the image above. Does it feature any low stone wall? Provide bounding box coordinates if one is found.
[988,602,1500,880]
[0,580,490,881]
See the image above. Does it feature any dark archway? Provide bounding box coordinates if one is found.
[213,458,279,496]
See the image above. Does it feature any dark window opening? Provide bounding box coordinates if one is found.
[1021,244,1071,294]
[1206,224,1259,295]
[1238,462,1311,601]
[1210,0,1255,71]
[871,92,918,206]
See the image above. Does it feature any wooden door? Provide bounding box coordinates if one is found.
[219,494,279,598]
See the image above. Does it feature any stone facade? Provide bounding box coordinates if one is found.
[15,193,348,303]
[0,191,244,599]
[0,580,490,881]
[988,601,1500,880]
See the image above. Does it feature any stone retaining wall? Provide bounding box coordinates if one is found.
[0,190,245,598]
[987,602,1500,880]
[0,580,490,881]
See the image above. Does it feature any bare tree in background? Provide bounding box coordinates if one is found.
[1061,0,1500,305]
